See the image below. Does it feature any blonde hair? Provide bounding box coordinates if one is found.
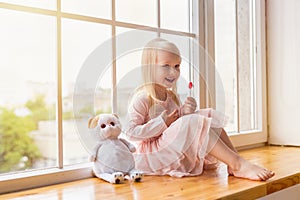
[140,38,181,106]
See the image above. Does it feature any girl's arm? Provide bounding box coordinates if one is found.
[126,93,167,141]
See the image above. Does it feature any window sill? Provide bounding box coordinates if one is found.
[1,146,300,199]
[0,163,93,194]
[230,131,268,149]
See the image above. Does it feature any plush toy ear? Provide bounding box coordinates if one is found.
[88,116,98,128]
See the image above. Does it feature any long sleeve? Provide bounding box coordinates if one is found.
[125,92,167,141]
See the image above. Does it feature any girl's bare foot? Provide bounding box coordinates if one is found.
[230,158,275,181]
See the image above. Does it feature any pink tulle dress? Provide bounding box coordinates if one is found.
[125,90,227,177]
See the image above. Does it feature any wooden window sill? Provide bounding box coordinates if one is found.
[1,146,299,199]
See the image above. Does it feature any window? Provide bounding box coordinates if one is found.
[214,0,267,147]
[0,9,57,173]
[0,0,197,193]
[0,0,267,193]
[61,18,112,165]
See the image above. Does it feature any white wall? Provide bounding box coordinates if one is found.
[267,0,300,145]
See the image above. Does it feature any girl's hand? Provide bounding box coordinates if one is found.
[161,109,179,127]
[182,97,197,115]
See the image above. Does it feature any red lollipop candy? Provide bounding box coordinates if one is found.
[188,81,193,89]
[188,81,193,96]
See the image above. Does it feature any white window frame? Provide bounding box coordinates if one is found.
[0,0,201,193]
[209,0,268,149]
[231,0,268,149]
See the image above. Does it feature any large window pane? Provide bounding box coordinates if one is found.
[115,28,156,125]
[0,9,56,173]
[62,18,111,165]
[61,0,111,19]
[0,0,56,10]
[160,0,190,32]
[115,0,157,27]
[214,0,237,133]
[215,0,257,133]
[237,0,256,132]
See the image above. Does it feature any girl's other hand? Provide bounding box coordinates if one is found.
[161,109,179,127]
[182,97,197,115]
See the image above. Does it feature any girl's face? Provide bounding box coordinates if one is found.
[154,50,181,88]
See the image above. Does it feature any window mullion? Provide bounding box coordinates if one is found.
[234,0,240,133]
[250,0,257,130]
[56,0,63,169]
[157,0,161,37]
[205,0,215,109]
[198,0,206,108]
[111,0,117,113]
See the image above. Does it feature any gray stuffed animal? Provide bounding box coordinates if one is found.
[88,113,143,184]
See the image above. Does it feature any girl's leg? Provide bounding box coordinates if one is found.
[206,130,275,181]
[219,128,237,153]
[210,128,237,152]
[210,128,237,174]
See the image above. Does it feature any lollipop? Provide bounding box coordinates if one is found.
[188,81,193,89]
[188,81,193,96]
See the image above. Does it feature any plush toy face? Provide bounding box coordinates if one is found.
[88,114,122,140]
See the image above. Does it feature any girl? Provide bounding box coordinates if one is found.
[125,38,274,181]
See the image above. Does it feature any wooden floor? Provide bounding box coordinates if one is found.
[1,146,300,200]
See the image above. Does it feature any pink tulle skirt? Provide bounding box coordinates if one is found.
[134,109,226,177]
